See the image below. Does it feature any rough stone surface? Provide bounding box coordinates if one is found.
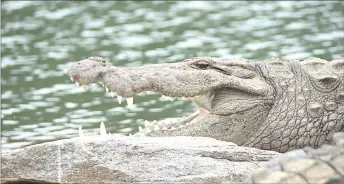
[1,135,279,183]
[247,132,344,184]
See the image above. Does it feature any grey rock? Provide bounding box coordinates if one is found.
[247,132,344,184]
[1,135,279,183]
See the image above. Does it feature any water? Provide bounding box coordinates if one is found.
[1,1,343,152]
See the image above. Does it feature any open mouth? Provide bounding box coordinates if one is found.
[66,56,274,138]
[68,75,211,135]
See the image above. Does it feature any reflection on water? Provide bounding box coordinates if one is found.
[1,1,343,152]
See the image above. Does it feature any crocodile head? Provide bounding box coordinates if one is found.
[67,56,274,142]
[67,56,344,152]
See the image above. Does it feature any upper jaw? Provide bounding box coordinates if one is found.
[67,56,269,99]
[66,57,109,85]
[66,57,273,111]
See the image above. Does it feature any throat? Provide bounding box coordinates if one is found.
[210,88,272,115]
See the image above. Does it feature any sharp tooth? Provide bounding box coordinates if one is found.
[98,82,105,87]
[180,121,187,126]
[146,128,152,133]
[161,95,166,100]
[161,95,174,101]
[144,120,154,129]
[106,87,109,93]
[162,127,167,130]
[129,133,132,136]
[100,122,107,135]
[111,92,115,98]
[64,69,68,74]
[117,95,122,104]
[70,77,74,81]
[82,84,88,90]
[79,126,84,137]
[126,97,134,108]
[75,82,80,87]
[186,121,193,125]
[154,125,160,131]
[144,120,150,127]
[138,126,144,133]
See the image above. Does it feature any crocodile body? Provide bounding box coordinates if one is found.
[66,56,344,153]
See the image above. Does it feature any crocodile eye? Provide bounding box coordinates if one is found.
[191,60,210,69]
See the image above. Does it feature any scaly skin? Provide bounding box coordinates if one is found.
[247,132,344,184]
[66,56,344,153]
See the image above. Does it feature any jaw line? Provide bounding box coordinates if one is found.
[67,70,213,134]
[143,109,204,135]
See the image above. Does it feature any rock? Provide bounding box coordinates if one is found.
[246,132,344,184]
[1,135,279,183]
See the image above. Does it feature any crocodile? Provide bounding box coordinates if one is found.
[66,56,344,153]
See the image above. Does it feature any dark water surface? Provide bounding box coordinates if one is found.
[1,1,343,152]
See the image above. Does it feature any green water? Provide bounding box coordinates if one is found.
[1,1,343,152]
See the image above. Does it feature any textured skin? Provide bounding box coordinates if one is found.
[247,132,344,184]
[67,56,344,153]
[245,57,344,152]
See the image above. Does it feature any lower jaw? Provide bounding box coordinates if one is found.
[132,94,211,134]
[141,107,210,135]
